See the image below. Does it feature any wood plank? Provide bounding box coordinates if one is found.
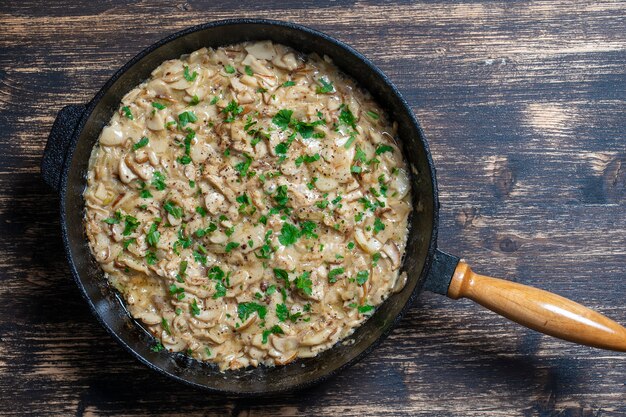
[0,0,624,415]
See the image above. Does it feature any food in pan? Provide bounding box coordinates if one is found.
[83,41,412,371]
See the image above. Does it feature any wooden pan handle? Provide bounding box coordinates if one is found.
[448,261,626,351]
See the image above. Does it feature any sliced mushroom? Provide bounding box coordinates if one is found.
[244,41,277,60]
[235,314,258,332]
[100,124,125,146]
[147,111,165,131]
[382,241,401,269]
[118,157,138,184]
[354,229,383,254]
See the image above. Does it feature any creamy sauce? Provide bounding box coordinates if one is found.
[83,41,412,371]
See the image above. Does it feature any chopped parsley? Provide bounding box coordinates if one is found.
[375,144,394,155]
[151,341,165,352]
[358,305,375,315]
[176,260,188,283]
[224,64,236,74]
[344,132,357,149]
[222,100,243,123]
[339,105,357,129]
[213,280,227,298]
[210,96,219,105]
[299,221,318,239]
[177,111,197,127]
[146,221,160,247]
[237,302,267,321]
[193,250,207,265]
[145,251,158,265]
[293,119,325,139]
[189,94,200,106]
[316,77,334,94]
[152,102,166,110]
[177,130,194,165]
[272,109,293,129]
[236,193,256,215]
[278,222,300,246]
[355,146,367,162]
[328,267,344,283]
[294,153,320,167]
[190,299,201,316]
[282,80,296,87]
[225,242,240,253]
[276,303,289,322]
[273,185,289,208]
[163,200,183,219]
[122,215,140,236]
[161,318,171,335]
[195,206,208,217]
[315,199,329,209]
[244,65,254,76]
[234,153,253,177]
[132,136,149,150]
[373,217,385,234]
[295,271,312,296]
[208,265,225,281]
[169,284,185,300]
[121,106,133,120]
[195,222,217,237]
[366,110,380,120]
[273,268,290,286]
[262,325,284,343]
[183,65,198,82]
[102,211,123,225]
[356,270,369,285]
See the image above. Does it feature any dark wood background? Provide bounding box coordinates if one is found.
[1,1,625,415]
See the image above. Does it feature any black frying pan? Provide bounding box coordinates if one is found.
[41,19,626,395]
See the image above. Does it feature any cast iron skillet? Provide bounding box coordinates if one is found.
[40,19,626,395]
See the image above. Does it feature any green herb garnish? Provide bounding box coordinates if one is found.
[272,109,293,129]
[262,325,284,343]
[183,65,198,82]
[356,270,369,285]
[161,318,171,335]
[366,110,380,120]
[177,111,197,127]
[358,305,375,315]
[189,299,201,316]
[132,136,149,150]
[295,271,312,296]
[225,242,240,253]
[328,267,344,283]
[373,217,385,234]
[222,100,243,123]
[121,106,133,120]
[375,144,394,155]
[163,201,183,219]
[146,221,160,247]
[237,302,267,321]
[278,222,300,246]
[316,77,334,94]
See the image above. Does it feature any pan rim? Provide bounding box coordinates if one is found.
[58,18,440,395]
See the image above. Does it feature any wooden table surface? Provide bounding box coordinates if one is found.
[1,1,625,415]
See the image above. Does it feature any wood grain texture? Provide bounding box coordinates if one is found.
[0,1,625,415]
